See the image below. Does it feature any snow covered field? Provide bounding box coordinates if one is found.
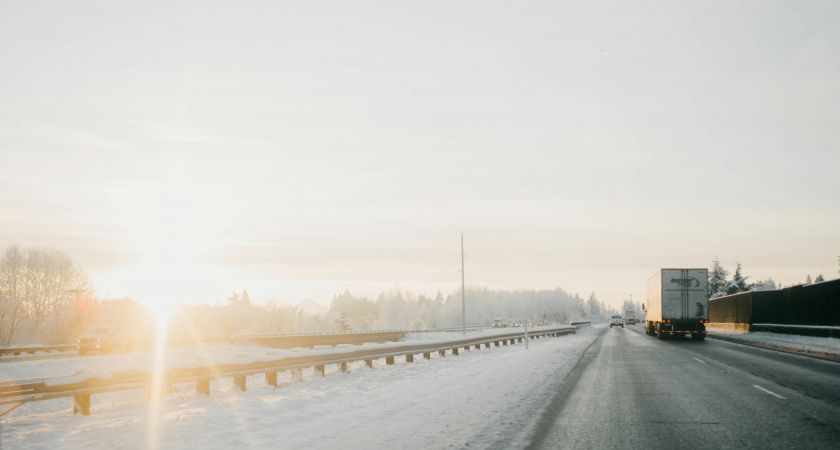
[2,326,602,449]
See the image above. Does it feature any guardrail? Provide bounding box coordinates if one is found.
[238,330,407,348]
[0,345,77,356]
[0,326,576,417]
[0,329,412,358]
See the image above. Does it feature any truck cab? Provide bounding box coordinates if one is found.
[609,315,624,328]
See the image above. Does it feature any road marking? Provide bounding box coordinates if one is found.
[669,346,676,350]
[693,357,706,364]
[753,385,786,399]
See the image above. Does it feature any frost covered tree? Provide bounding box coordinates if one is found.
[725,262,750,296]
[240,289,251,306]
[709,258,729,299]
[751,278,777,291]
[815,274,825,283]
[586,292,607,323]
[226,291,240,305]
[335,310,352,331]
[0,244,92,345]
[805,274,812,285]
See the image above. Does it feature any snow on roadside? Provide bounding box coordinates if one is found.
[708,328,840,358]
[2,326,603,449]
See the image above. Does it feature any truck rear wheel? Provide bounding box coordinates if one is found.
[656,325,664,340]
[691,333,706,341]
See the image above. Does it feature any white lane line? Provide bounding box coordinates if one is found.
[753,385,786,399]
[669,346,676,350]
[693,357,706,364]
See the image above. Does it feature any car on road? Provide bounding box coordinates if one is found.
[609,315,624,328]
[77,326,135,355]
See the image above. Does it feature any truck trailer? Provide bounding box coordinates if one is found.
[624,310,636,325]
[644,268,709,340]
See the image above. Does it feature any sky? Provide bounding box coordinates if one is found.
[1,0,839,312]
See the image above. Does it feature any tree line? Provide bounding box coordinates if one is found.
[167,286,609,339]
[708,257,829,300]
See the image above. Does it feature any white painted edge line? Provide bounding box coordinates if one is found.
[753,385,786,400]
[693,357,706,364]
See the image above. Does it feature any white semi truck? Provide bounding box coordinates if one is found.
[624,310,636,325]
[644,268,709,340]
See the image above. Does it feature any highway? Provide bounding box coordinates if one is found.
[529,324,840,449]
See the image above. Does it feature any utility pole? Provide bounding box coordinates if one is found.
[461,232,466,336]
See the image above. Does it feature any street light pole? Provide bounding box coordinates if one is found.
[461,232,466,336]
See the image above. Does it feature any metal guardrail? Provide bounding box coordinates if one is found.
[0,329,413,357]
[237,330,407,349]
[0,326,576,417]
[0,345,77,356]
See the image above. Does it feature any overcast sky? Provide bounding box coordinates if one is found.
[1,0,838,312]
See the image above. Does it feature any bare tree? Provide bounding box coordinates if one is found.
[0,244,93,345]
[0,245,27,346]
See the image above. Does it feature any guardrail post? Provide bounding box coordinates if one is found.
[452,348,459,356]
[485,342,490,348]
[315,365,325,376]
[438,350,445,357]
[365,359,373,367]
[196,379,210,394]
[234,375,246,391]
[463,346,470,352]
[385,356,394,365]
[406,354,414,363]
[424,352,431,360]
[266,372,278,387]
[474,344,480,350]
[340,362,348,372]
[495,341,500,347]
[73,394,91,415]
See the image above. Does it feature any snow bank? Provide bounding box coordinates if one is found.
[708,328,840,358]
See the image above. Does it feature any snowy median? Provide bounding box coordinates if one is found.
[2,326,603,449]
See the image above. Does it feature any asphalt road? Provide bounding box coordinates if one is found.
[529,324,840,449]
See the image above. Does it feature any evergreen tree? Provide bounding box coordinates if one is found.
[751,278,777,291]
[335,310,352,331]
[805,274,812,285]
[435,290,445,304]
[240,289,251,306]
[815,274,825,283]
[586,292,603,322]
[709,258,729,299]
[226,291,239,305]
[725,262,750,295]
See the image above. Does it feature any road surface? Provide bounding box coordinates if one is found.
[529,324,840,449]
